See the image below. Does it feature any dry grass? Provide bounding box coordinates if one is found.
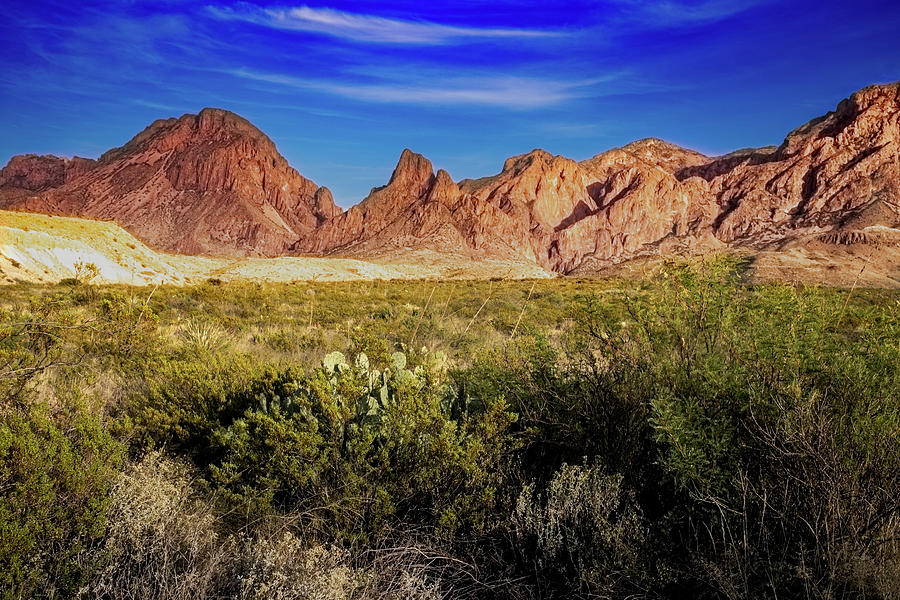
[88,453,482,600]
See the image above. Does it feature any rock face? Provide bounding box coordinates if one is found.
[2,82,898,272]
[290,149,534,262]
[293,149,439,254]
[700,83,900,244]
[0,108,338,256]
[290,142,719,271]
[291,141,720,271]
[295,82,899,272]
[0,154,97,191]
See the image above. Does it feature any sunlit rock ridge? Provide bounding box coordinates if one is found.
[2,82,898,273]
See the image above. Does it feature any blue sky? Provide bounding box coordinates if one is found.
[1,0,898,207]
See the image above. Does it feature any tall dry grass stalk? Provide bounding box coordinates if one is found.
[835,247,875,328]
[464,281,495,334]
[89,452,232,600]
[439,283,455,322]
[137,283,159,324]
[409,286,437,347]
[510,280,537,338]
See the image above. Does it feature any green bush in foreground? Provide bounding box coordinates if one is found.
[138,348,518,544]
[0,402,124,599]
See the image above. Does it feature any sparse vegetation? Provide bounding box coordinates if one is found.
[1,255,898,598]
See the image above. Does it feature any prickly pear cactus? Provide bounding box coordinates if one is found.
[391,351,406,371]
[323,351,349,373]
[248,347,450,430]
[256,383,304,416]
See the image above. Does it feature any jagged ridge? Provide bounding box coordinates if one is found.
[2,82,899,273]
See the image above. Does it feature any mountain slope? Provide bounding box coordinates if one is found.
[0,108,339,256]
[291,141,720,272]
[702,83,900,244]
[0,210,550,285]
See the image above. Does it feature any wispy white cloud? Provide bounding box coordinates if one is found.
[207,3,563,44]
[607,0,771,29]
[228,67,618,109]
[538,122,607,138]
[129,99,185,112]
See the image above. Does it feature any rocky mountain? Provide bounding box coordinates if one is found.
[290,149,534,262]
[289,141,718,272]
[700,83,900,244]
[0,108,339,256]
[295,81,899,273]
[2,82,898,274]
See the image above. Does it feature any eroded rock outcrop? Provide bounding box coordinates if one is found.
[458,146,716,270]
[292,142,718,271]
[290,82,898,272]
[0,154,97,191]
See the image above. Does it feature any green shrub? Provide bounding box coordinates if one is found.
[137,349,517,543]
[3,262,900,599]
[0,402,124,599]
[593,256,900,598]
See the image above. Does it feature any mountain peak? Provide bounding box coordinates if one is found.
[776,80,900,161]
[620,138,708,172]
[1,107,334,256]
[2,80,897,274]
[848,81,900,107]
[388,149,434,188]
[100,108,271,164]
[194,107,266,138]
[622,137,692,153]
[501,149,556,173]
[427,169,460,204]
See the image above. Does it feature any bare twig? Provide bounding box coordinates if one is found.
[138,283,160,324]
[835,248,875,328]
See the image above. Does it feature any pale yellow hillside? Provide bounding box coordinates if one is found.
[0,211,553,285]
